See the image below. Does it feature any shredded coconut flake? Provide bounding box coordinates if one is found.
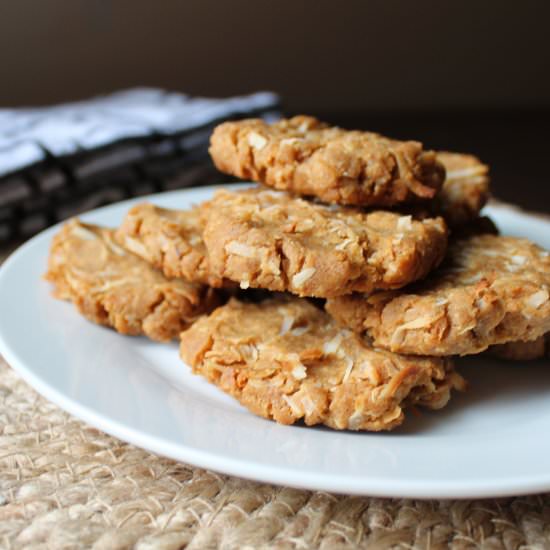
[391,315,439,344]
[396,215,413,231]
[282,395,302,415]
[92,279,129,292]
[290,325,309,336]
[225,241,258,258]
[122,237,149,258]
[348,410,364,430]
[457,322,476,335]
[475,298,487,310]
[296,219,315,232]
[280,137,300,146]
[526,289,549,309]
[323,333,343,355]
[461,273,483,285]
[279,314,294,335]
[511,255,527,265]
[189,234,202,246]
[106,238,126,256]
[292,267,316,288]
[342,357,354,383]
[247,131,267,149]
[266,257,281,276]
[360,360,381,385]
[301,394,317,416]
[397,315,437,331]
[71,225,98,241]
[446,166,486,179]
[392,234,404,245]
[335,238,354,251]
[239,344,259,361]
[292,364,307,380]
[239,280,250,289]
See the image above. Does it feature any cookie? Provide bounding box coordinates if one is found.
[489,334,549,361]
[116,202,223,287]
[436,152,490,227]
[202,188,448,298]
[326,234,550,356]
[45,220,219,342]
[180,298,465,431]
[209,116,445,207]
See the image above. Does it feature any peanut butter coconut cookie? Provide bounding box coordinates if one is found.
[489,334,550,361]
[45,220,219,342]
[209,116,445,207]
[180,298,465,431]
[326,234,550,356]
[436,152,490,227]
[116,202,223,287]
[202,188,448,298]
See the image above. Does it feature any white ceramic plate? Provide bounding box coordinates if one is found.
[1,185,549,499]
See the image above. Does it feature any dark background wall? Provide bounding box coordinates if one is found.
[1,0,549,113]
[1,0,549,211]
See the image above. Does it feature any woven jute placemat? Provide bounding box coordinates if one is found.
[2,205,550,550]
[1,359,550,550]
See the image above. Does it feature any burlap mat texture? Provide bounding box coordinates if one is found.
[2,360,550,549]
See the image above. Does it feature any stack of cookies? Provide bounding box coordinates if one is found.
[45,116,550,432]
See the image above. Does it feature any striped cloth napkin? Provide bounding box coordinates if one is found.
[0,88,280,242]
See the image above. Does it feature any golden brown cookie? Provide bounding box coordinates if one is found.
[326,234,550,356]
[436,152,490,227]
[202,188,448,298]
[209,116,445,207]
[489,334,549,361]
[45,219,219,342]
[180,297,465,431]
[116,202,223,287]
